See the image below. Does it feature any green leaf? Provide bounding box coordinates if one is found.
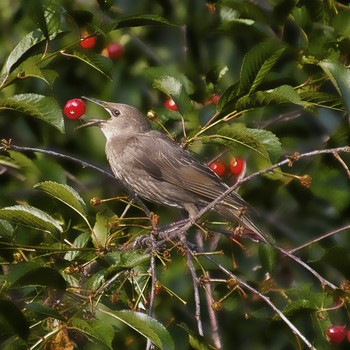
[7,150,40,183]
[281,299,318,318]
[21,59,59,88]
[70,51,113,79]
[153,75,193,116]
[104,250,150,276]
[34,181,87,216]
[217,81,242,113]
[240,40,286,94]
[28,0,63,41]
[70,317,114,349]
[2,27,61,75]
[7,266,67,290]
[235,85,303,111]
[0,94,64,132]
[259,244,277,273]
[247,127,283,163]
[96,306,175,350]
[64,231,90,261]
[299,91,343,110]
[319,59,350,113]
[0,299,30,340]
[179,323,214,349]
[93,212,109,248]
[0,205,63,233]
[25,302,66,322]
[0,219,15,239]
[113,14,176,30]
[206,124,282,165]
[334,9,350,38]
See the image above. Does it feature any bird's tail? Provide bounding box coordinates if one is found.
[215,203,271,244]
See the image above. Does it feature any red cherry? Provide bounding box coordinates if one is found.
[106,42,124,60]
[326,326,346,345]
[229,158,245,175]
[347,329,350,343]
[80,32,97,50]
[63,99,86,119]
[164,98,178,111]
[209,161,226,177]
[212,94,220,104]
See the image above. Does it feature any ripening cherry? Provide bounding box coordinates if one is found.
[326,325,346,345]
[106,42,124,60]
[229,158,246,176]
[212,94,220,104]
[80,32,97,50]
[164,98,178,111]
[63,99,86,119]
[209,161,226,177]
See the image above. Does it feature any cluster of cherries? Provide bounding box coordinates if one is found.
[326,325,350,345]
[209,158,246,178]
[80,30,124,61]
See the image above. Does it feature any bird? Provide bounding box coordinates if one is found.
[79,96,268,243]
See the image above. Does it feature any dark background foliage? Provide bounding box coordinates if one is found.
[1,0,350,349]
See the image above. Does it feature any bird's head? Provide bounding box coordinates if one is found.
[78,97,151,139]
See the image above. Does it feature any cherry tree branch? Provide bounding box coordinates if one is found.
[188,241,317,350]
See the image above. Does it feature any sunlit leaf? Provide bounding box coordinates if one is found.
[153,75,193,116]
[240,40,286,94]
[27,0,63,40]
[34,181,87,216]
[236,85,303,111]
[319,59,350,113]
[205,124,282,164]
[0,94,64,132]
[92,212,109,248]
[96,306,175,350]
[0,205,63,233]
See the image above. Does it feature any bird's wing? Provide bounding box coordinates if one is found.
[130,132,248,209]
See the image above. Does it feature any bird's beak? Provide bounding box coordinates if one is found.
[76,96,108,130]
[75,119,105,129]
[82,96,109,108]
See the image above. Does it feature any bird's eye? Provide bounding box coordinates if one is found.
[112,109,120,117]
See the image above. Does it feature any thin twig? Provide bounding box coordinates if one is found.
[188,242,317,350]
[186,245,204,336]
[146,233,157,350]
[195,231,222,348]
[289,224,350,254]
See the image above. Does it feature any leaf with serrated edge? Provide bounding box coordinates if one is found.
[319,59,350,113]
[0,94,64,132]
[96,306,175,350]
[236,85,303,111]
[0,205,62,233]
[71,51,113,79]
[2,26,62,75]
[34,181,87,216]
[240,41,285,94]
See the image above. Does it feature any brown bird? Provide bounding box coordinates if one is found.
[80,96,268,243]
